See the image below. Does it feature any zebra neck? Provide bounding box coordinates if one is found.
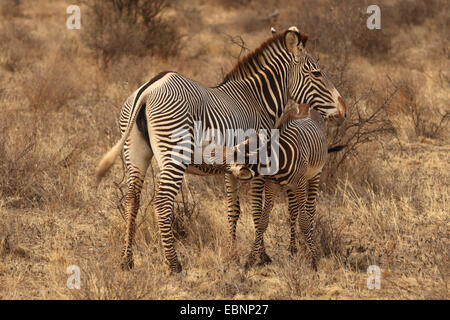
[217,71,289,129]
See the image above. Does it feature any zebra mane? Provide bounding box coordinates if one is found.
[221,29,308,84]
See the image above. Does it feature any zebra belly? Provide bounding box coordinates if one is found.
[185,165,224,176]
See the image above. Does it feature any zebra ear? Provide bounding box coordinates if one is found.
[271,27,277,35]
[285,31,299,54]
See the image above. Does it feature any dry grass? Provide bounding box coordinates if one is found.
[0,0,23,18]
[22,46,84,111]
[81,0,180,69]
[0,0,448,300]
[0,22,41,71]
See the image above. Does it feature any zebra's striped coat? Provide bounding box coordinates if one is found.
[96,28,345,272]
[228,105,345,270]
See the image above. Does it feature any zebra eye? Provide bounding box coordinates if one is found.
[312,71,321,77]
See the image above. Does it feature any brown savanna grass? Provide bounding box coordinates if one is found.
[0,0,448,299]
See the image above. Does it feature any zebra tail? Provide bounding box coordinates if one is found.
[327,145,346,153]
[96,88,149,185]
[95,137,125,185]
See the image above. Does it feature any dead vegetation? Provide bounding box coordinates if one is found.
[397,80,450,140]
[0,0,23,18]
[0,22,41,72]
[81,0,181,69]
[0,0,448,299]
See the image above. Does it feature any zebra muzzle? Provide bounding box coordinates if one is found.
[230,165,255,180]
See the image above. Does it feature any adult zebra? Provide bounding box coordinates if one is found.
[96,27,346,273]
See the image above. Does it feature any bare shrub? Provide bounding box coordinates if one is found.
[349,0,445,59]
[81,0,181,69]
[389,0,442,27]
[21,48,83,111]
[0,109,89,209]
[107,56,151,88]
[276,255,316,298]
[315,208,345,261]
[210,0,253,8]
[285,0,392,61]
[0,123,42,207]
[351,26,391,59]
[0,111,51,207]
[397,81,450,140]
[0,22,41,71]
[323,85,398,186]
[0,0,23,18]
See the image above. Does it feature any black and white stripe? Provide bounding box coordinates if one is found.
[96,27,344,272]
[228,107,342,271]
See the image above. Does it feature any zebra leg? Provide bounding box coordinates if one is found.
[245,177,269,270]
[296,175,319,271]
[121,170,144,270]
[258,180,276,266]
[121,132,152,270]
[224,173,241,248]
[303,173,321,271]
[287,188,299,255]
[154,163,187,273]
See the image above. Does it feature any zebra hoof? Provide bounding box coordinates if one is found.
[258,252,272,266]
[120,258,134,271]
[170,260,183,274]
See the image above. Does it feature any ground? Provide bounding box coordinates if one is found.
[0,0,448,299]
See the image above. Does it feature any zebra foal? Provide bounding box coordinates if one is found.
[224,102,345,270]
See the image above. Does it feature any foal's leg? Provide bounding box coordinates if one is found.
[258,180,276,265]
[295,178,318,269]
[245,177,273,269]
[225,173,241,247]
[286,188,299,255]
[303,173,321,270]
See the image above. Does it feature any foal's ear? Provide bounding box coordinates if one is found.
[296,103,310,118]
